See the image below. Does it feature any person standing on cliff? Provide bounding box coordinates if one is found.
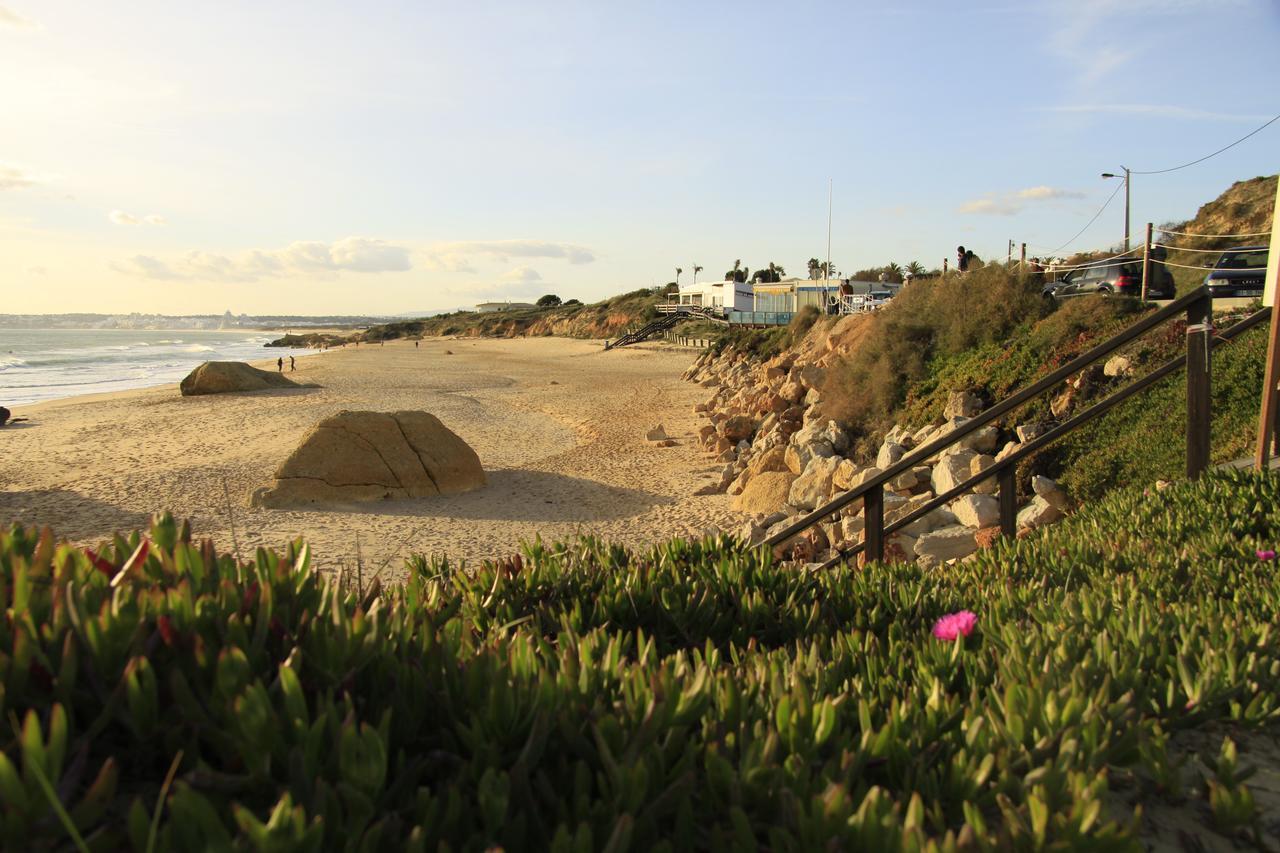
[956,246,969,273]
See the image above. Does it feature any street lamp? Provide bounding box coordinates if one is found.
[1101,168,1130,252]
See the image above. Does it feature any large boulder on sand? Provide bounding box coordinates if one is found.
[251,410,485,508]
[180,361,308,396]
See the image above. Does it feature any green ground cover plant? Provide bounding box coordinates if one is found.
[4,469,1280,850]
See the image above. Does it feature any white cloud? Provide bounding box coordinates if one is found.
[113,236,412,282]
[1041,104,1273,122]
[1015,186,1085,201]
[960,186,1084,216]
[0,165,37,190]
[423,239,595,272]
[958,198,1020,216]
[501,266,542,283]
[0,5,37,28]
[110,210,168,226]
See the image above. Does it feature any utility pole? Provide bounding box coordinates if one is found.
[1007,239,1013,267]
[1020,242,1026,269]
[1102,167,1131,252]
[826,179,833,287]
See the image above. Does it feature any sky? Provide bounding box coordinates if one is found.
[1,0,1278,316]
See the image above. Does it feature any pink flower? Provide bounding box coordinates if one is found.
[933,610,978,641]
[1258,549,1276,561]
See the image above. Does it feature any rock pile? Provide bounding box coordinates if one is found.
[251,410,485,508]
[682,347,1075,567]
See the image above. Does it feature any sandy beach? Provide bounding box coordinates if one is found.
[0,337,741,575]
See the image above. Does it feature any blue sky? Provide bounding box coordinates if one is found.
[1,0,1277,314]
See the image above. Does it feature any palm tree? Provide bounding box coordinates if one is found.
[905,261,926,277]
[819,261,837,279]
[807,258,821,280]
[693,264,703,286]
[886,261,903,277]
[675,267,682,287]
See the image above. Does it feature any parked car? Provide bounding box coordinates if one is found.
[1204,246,1269,298]
[1043,255,1175,301]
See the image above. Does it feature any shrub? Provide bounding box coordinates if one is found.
[4,470,1280,849]
[821,266,1047,433]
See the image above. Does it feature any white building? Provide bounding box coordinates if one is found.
[673,279,754,313]
[475,301,538,313]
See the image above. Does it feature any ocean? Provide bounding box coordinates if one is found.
[0,328,320,407]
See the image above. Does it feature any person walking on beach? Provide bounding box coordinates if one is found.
[277,357,283,372]
[415,340,419,349]
[289,356,295,371]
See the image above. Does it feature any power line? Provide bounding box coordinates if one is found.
[1045,180,1125,255]
[1130,111,1280,175]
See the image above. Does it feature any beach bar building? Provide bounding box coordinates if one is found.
[669,279,755,314]
[730,278,902,324]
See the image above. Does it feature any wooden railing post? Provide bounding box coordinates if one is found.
[998,466,1017,537]
[864,483,884,564]
[1141,222,1153,302]
[1187,289,1212,478]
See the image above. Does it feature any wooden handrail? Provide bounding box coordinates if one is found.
[764,288,1210,551]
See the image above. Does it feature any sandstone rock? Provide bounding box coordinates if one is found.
[915,525,978,562]
[180,361,308,396]
[943,390,983,419]
[251,410,484,508]
[1016,422,1049,443]
[737,520,768,547]
[899,506,958,537]
[876,440,905,470]
[1103,355,1133,377]
[779,380,805,404]
[788,456,842,511]
[932,449,977,495]
[645,424,669,442]
[652,439,677,448]
[969,454,998,494]
[698,424,717,445]
[749,446,789,475]
[1031,476,1071,512]
[951,494,1000,529]
[795,364,825,390]
[1017,496,1063,530]
[832,459,859,490]
[727,469,751,495]
[885,533,918,564]
[732,471,797,515]
[995,441,1020,462]
[699,377,720,388]
[958,425,999,454]
[784,440,834,475]
[721,414,757,443]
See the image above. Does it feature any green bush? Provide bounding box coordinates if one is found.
[822,266,1048,432]
[4,470,1280,849]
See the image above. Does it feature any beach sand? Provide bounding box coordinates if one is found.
[0,337,743,576]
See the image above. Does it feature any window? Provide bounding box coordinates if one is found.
[1217,250,1268,270]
